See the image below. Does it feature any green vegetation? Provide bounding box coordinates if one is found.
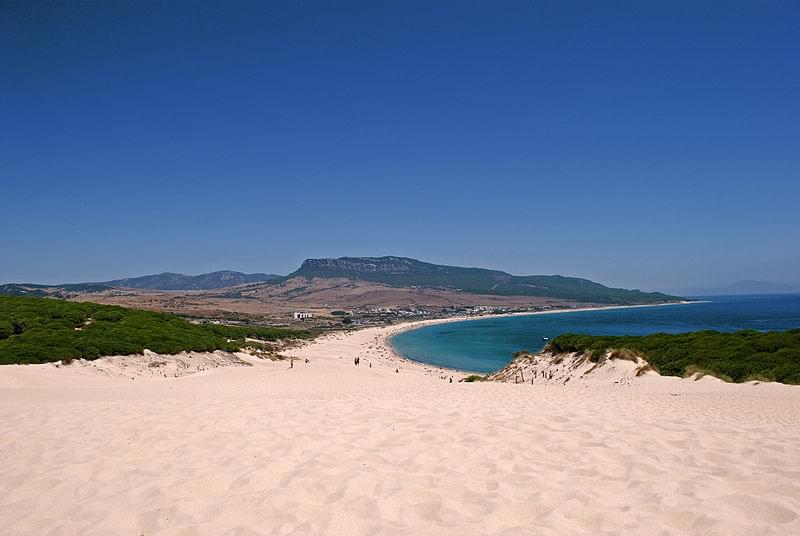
[460,374,486,382]
[547,329,800,384]
[0,296,312,365]
[290,256,683,304]
[0,283,111,296]
[104,270,280,290]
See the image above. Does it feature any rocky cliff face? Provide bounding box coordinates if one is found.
[298,257,423,275]
[287,256,684,304]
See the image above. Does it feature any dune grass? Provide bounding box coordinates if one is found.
[460,374,486,382]
[0,296,312,365]
[547,329,800,384]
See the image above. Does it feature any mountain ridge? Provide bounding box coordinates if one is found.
[0,271,281,293]
[104,270,281,290]
[1,257,684,304]
[287,256,682,305]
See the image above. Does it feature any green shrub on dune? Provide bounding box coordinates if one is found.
[547,329,800,384]
[0,296,312,365]
[460,374,486,382]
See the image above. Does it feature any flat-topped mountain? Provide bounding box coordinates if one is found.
[288,256,681,305]
[1,257,682,307]
[104,271,281,290]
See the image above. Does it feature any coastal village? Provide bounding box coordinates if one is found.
[245,304,562,330]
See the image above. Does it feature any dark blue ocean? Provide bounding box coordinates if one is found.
[389,294,800,373]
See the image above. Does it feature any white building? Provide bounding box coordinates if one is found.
[293,312,313,320]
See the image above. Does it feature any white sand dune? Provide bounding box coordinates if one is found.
[1,324,799,535]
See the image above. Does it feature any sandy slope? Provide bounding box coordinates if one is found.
[1,325,799,535]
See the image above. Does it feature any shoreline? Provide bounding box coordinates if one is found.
[2,301,799,534]
[0,300,699,381]
[0,301,699,388]
[380,300,699,375]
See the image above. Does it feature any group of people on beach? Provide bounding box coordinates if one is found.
[289,358,310,369]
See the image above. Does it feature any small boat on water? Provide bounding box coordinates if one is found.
[542,337,549,341]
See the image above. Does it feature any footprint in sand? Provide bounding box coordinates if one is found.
[228,475,250,489]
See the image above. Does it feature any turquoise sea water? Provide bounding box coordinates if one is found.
[389,294,800,373]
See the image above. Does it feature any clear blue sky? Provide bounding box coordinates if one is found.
[2,1,798,291]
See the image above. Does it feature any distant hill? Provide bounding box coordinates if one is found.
[104,271,281,290]
[0,283,112,297]
[0,271,281,295]
[287,256,682,305]
[1,258,683,304]
[673,280,799,296]
[719,280,798,295]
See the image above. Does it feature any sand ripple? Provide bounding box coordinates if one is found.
[1,326,799,535]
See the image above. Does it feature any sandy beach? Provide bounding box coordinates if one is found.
[7,0,797,533]
[1,321,799,535]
